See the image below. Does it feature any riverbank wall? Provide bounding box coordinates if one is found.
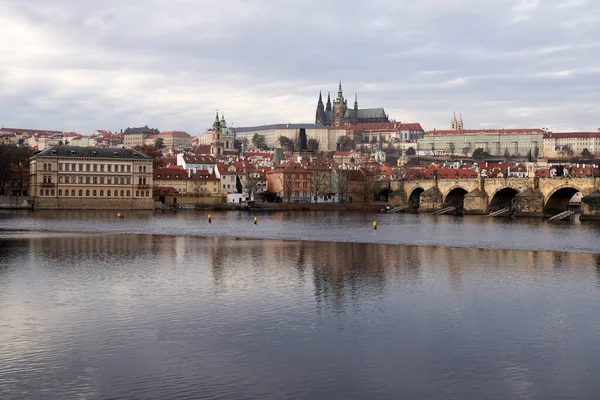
[0,196,34,210]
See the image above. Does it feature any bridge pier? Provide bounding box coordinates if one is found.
[513,188,544,218]
[580,190,600,221]
[463,188,489,215]
[419,187,443,213]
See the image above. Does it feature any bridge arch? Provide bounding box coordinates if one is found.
[544,186,582,215]
[443,187,469,210]
[489,187,520,211]
[408,187,425,209]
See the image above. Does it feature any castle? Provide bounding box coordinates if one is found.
[315,82,389,127]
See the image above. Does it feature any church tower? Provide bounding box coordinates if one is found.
[211,110,223,156]
[315,91,326,125]
[326,92,332,112]
[332,82,348,127]
[451,113,458,130]
[457,114,464,130]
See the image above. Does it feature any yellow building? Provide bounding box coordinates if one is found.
[153,166,188,193]
[30,146,154,210]
[187,169,220,194]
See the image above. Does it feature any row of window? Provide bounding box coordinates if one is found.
[57,176,133,185]
[42,162,150,173]
[39,189,151,197]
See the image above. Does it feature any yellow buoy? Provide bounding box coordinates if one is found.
[373,221,377,230]
[254,216,258,225]
[208,214,212,223]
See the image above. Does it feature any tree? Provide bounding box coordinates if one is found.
[472,148,490,160]
[234,137,249,151]
[503,148,511,160]
[332,168,349,203]
[310,168,329,203]
[57,140,64,146]
[235,175,243,194]
[155,137,166,149]
[258,190,278,202]
[278,136,294,150]
[337,136,356,151]
[406,147,416,156]
[307,138,319,152]
[582,148,594,159]
[462,147,470,157]
[448,142,455,155]
[281,171,297,203]
[0,145,33,196]
[251,133,266,149]
[358,165,380,202]
[133,145,163,168]
[527,149,533,162]
[560,145,574,158]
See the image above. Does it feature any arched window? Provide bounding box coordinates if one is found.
[146,191,149,197]
[121,190,125,197]
[143,166,147,173]
[50,190,55,196]
[127,190,130,197]
[100,190,104,196]
[65,190,69,196]
[136,190,139,197]
[107,190,111,196]
[79,190,83,196]
[139,166,142,173]
[71,190,75,196]
[93,190,97,196]
[58,189,63,196]
[45,189,49,196]
[86,190,90,196]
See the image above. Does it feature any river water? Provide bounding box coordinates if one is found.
[1,211,600,399]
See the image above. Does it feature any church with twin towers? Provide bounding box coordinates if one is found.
[315,82,389,127]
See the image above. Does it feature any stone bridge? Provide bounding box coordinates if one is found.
[389,177,600,218]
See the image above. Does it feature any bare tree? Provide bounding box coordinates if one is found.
[310,168,329,203]
[332,167,349,203]
[358,165,380,202]
[281,171,297,203]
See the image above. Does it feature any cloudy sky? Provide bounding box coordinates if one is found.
[1,0,599,134]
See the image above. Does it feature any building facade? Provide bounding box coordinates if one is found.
[543,132,600,158]
[232,124,332,150]
[418,129,545,157]
[315,82,389,127]
[30,147,154,210]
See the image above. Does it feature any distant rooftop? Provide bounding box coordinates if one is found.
[34,146,152,159]
[232,123,326,133]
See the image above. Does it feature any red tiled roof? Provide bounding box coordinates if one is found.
[426,128,545,135]
[0,127,63,135]
[182,154,216,164]
[545,132,600,139]
[194,145,212,155]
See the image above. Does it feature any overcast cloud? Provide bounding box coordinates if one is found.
[1,0,599,134]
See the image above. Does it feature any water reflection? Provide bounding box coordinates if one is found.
[2,233,600,399]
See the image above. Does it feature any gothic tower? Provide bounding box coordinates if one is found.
[351,92,359,124]
[332,82,348,127]
[451,113,458,130]
[326,92,332,112]
[315,91,325,125]
[457,114,464,130]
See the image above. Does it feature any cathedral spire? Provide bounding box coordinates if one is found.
[213,109,221,129]
[318,91,323,105]
[326,92,332,111]
[337,81,343,100]
[354,92,358,111]
[220,111,227,128]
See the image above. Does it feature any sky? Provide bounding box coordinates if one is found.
[1,0,599,134]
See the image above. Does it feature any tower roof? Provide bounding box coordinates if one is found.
[451,113,457,123]
[335,81,344,102]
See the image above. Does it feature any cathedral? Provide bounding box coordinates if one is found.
[315,82,389,127]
